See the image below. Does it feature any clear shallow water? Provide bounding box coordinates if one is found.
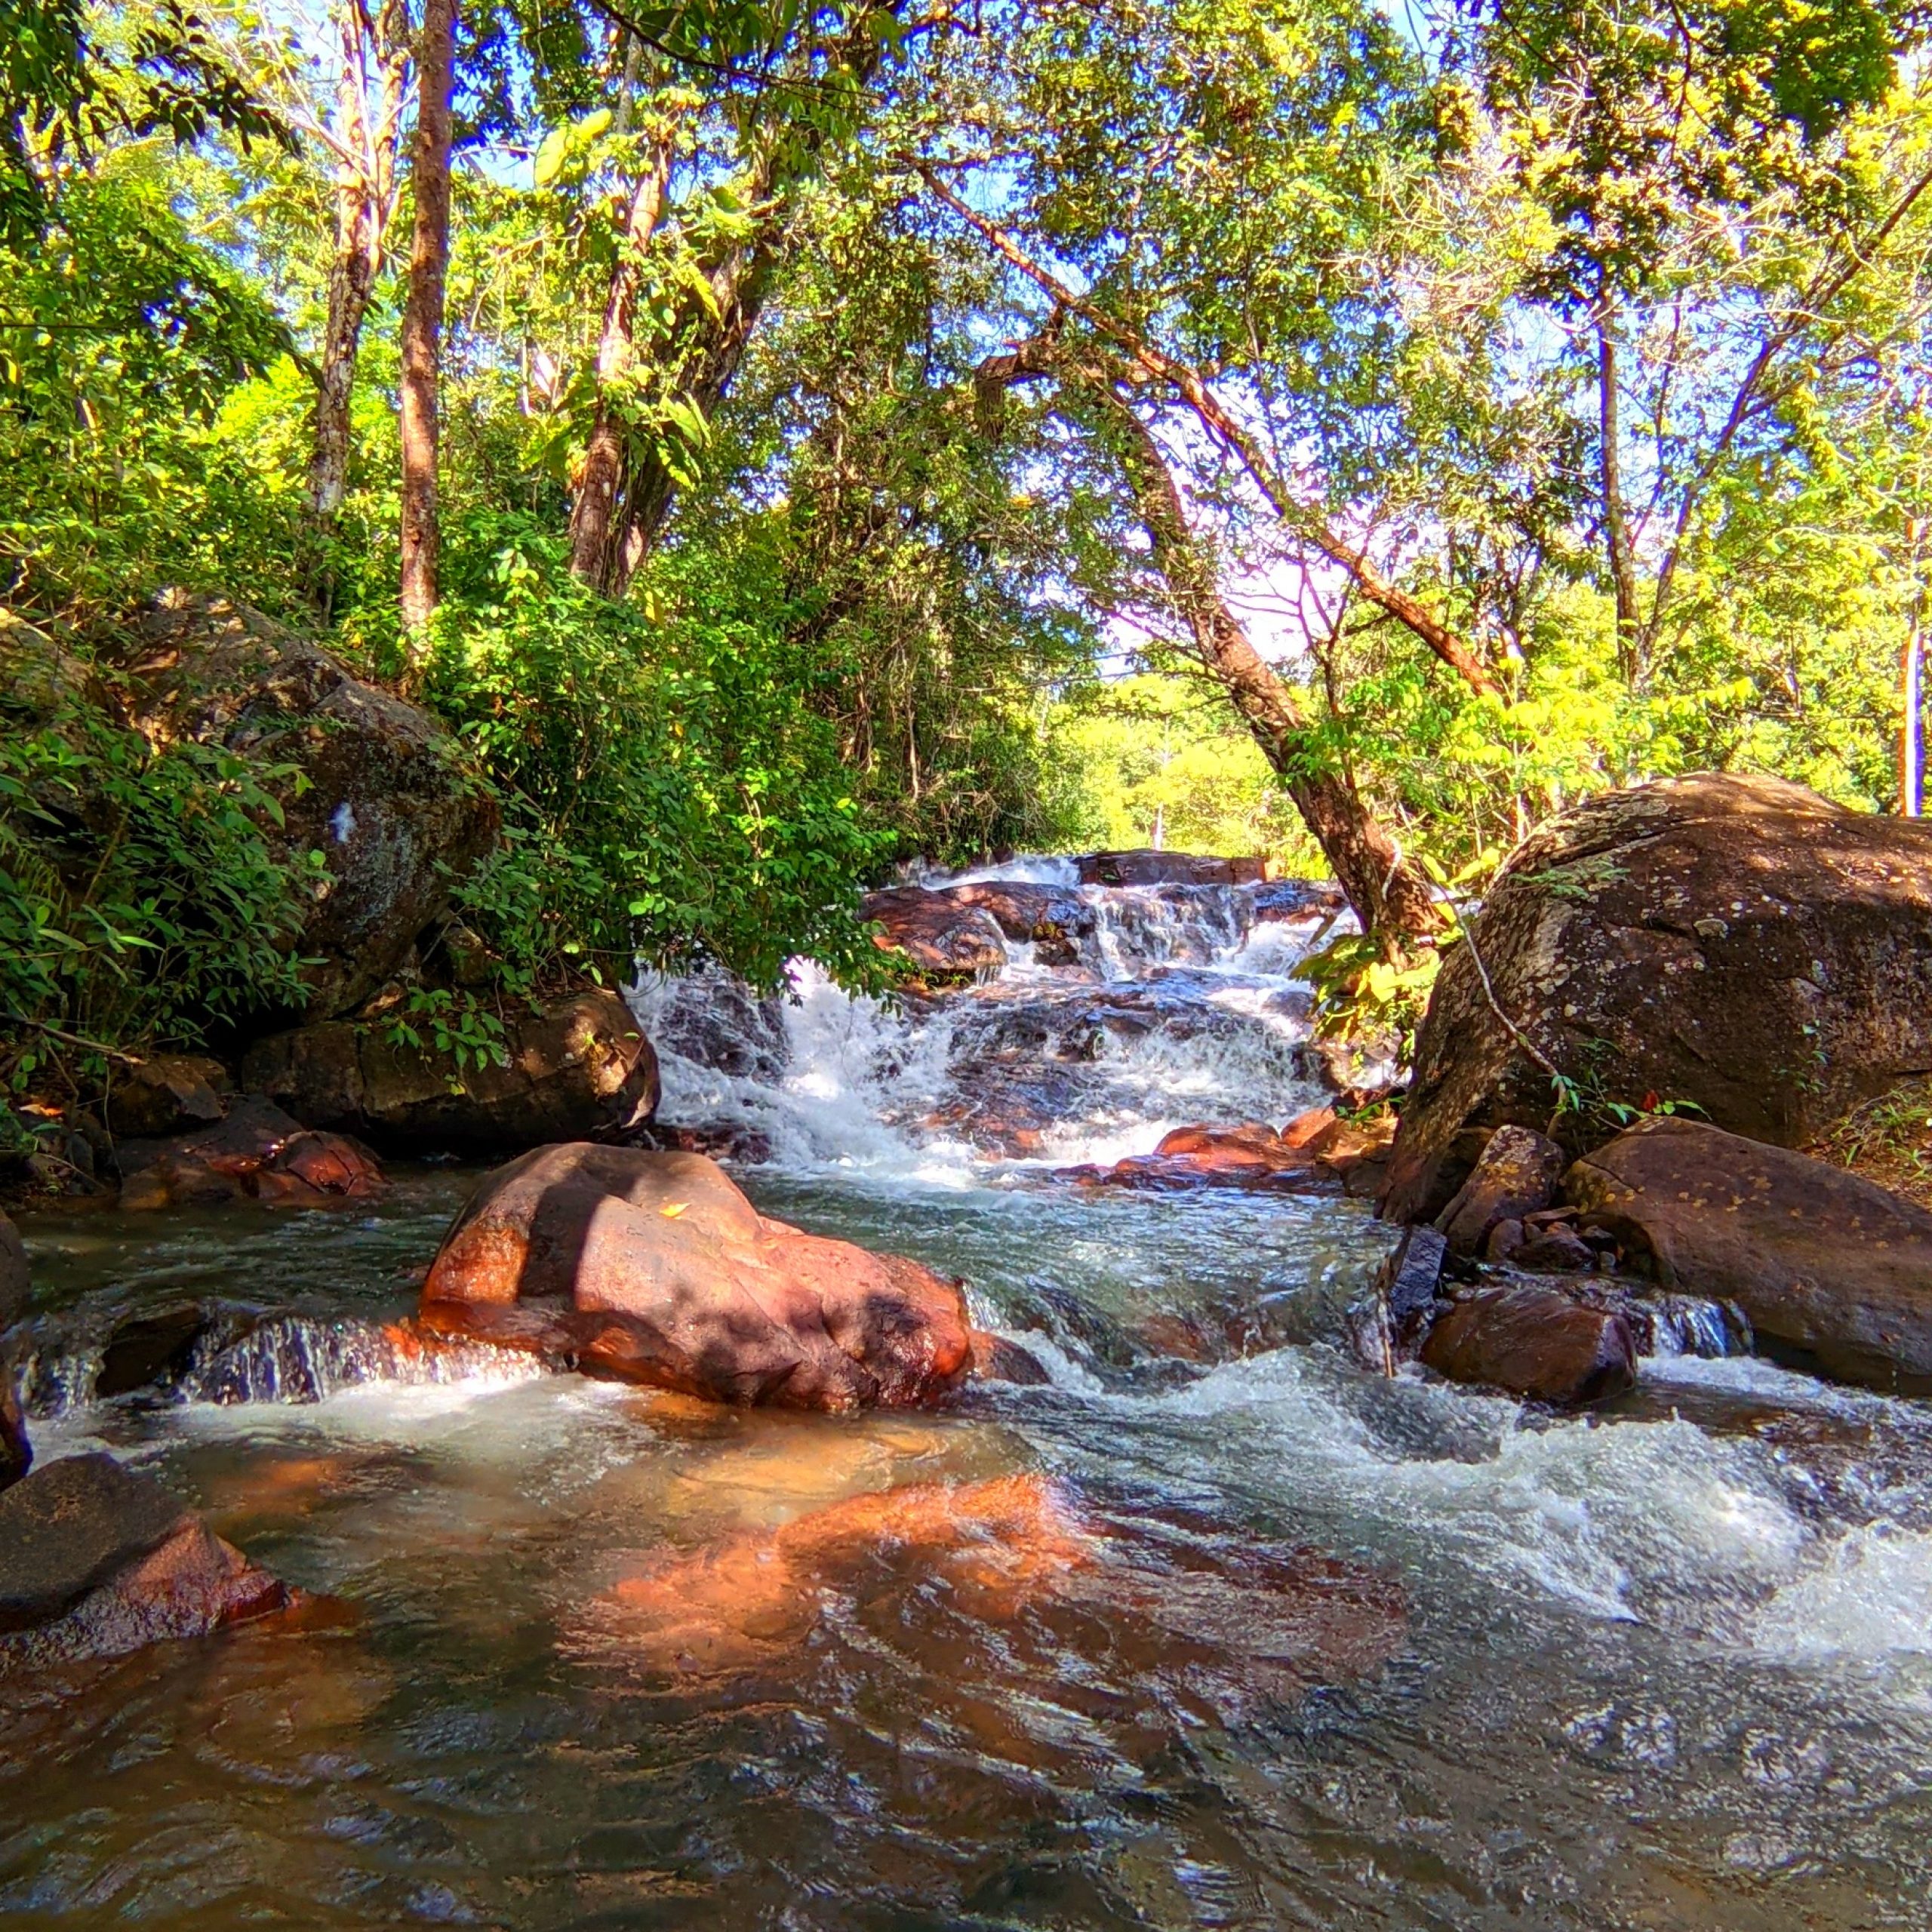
[8,880,1932,1928]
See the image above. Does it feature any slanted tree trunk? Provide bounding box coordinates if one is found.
[974,341,1441,952]
[926,167,1502,703]
[1106,398,1443,950]
[398,0,455,645]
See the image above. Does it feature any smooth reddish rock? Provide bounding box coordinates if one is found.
[860,887,1008,980]
[114,1097,384,1211]
[1565,1116,1932,1388]
[420,1144,974,1411]
[1420,1285,1637,1407]
[0,1453,291,1666]
[934,881,1091,964]
[104,1054,231,1140]
[1435,1124,1567,1255]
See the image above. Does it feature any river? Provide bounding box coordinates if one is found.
[6,860,1932,1929]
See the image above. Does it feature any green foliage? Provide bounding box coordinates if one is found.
[0,617,312,1084]
[414,512,895,992]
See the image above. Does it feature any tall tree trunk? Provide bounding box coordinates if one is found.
[568,151,670,589]
[302,0,408,609]
[398,0,455,647]
[1904,518,1927,817]
[1596,306,1641,686]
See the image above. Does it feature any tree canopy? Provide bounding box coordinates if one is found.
[6,0,1932,1075]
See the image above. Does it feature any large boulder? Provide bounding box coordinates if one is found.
[1420,1285,1638,1407]
[0,1453,291,1666]
[1384,774,1932,1223]
[934,881,1092,964]
[1564,1116,1932,1389]
[114,595,500,1021]
[418,1144,974,1410]
[242,990,658,1153]
[860,887,1007,980]
[113,1095,385,1211]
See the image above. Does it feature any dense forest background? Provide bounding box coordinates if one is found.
[5,0,1932,1078]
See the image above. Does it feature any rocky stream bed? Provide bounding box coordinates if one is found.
[5,848,1932,1929]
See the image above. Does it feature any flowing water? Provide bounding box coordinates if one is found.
[7,864,1932,1929]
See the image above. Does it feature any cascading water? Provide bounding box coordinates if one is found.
[8,857,1932,1930]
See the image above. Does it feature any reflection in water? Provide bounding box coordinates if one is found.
[8,874,1932,1926]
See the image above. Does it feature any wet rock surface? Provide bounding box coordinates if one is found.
[1076,850,1266,887]
[1057,1114,1342,1192]
[242,989,659,1154]
[1435,1124,1568,1256]
[0,1452,291,1663]
[113,1095,386,1211]
[861,886,1008,980]
[1565,1116,1932,1389]
[1386,772,1932,1220]
[420,1144,975,1410]
[1420,1284,1639,1407]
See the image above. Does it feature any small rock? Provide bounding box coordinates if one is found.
[105,1055,231,1140]
[1435,1125,1567,1257]
[0,1212,27,1328]
[0,1454,291,1668]
[96,1304,214,1399]
[0,1377,28,1491]
[1513,1227,1596,1273]
[1420,1286,1637,1407]
[1483,1218,1527,1263]
[969,1331,1054,1386]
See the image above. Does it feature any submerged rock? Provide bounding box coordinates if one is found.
[1056,1117,1337,1192]
[0,1453,291,1666]
[1565,1117,1932,1389]
[242,990,658,1153]
[114,1096,385,1211]
[1420,1284,1638,1407]
[113,595,499,1022]
[573,1475,1404,1713]
[419,1144,975,1410]
[1384,773,1932,1222]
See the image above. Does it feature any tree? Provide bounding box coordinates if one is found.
[398,0,456,641]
